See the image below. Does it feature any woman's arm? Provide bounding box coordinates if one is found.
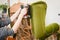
[12,8,27,33]
[0,7,27,39]
[0,8,21,28]
[10,8,21,22]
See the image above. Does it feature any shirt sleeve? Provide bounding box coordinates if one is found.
[0,27,14,38]
[2,17,11,27]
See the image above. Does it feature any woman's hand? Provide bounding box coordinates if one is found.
[12,7,28,33]
[10,8,21,22]
[20,8,28,16]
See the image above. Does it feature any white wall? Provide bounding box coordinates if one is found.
[10,0,60,26]
[46,0,60,26]
[10,0,18,6]
[0,0,7,4]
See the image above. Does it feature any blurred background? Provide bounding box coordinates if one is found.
[0,0,60,40]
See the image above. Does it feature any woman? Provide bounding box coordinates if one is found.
[0,4,28,40]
